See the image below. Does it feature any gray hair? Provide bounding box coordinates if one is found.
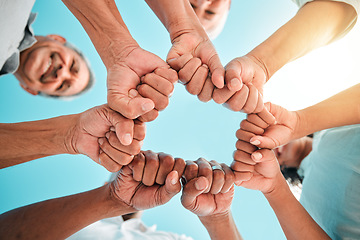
[39,41,95,99]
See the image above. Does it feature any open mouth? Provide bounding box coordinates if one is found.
[40,54,55,82]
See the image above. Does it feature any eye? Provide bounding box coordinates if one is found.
[70,59,75,72]
[56,82,65,91]
[71,58,80,74]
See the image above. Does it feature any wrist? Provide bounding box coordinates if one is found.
[245,53,271,82]
[106,183,135,217]
[101,39,139,69]
[63,113,83,155]
[199,210,231,225]
[263,173,290,200]
[294,109,312,139]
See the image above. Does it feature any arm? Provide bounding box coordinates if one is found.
[249,0,357,80]
[181,158,242,240]
[232,144,330,240]
[0,181,133,239]
[213,1,357,112]
[0,115,77,168]
[199,212,242,240]
[0,150,184,239]
[265,175,331,240]
[0,105,145,172]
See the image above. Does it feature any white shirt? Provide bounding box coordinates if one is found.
[0,0,36,70]
[67,217,193,240]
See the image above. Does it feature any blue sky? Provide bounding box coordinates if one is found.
[0,0,325,239]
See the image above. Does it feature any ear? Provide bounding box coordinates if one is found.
[46,34,66,44]
[20,83,39,95]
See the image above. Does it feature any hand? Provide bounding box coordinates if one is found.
[181,158,235,217]
[107,46,177,121]
[110,151,185,210]
[213,56,268,113]
[167,31,235,100]
[137,67,178,122]
[232,146,281,194]
[240,102,300,149]
[69,104,146,172]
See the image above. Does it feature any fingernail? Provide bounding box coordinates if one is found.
[129,89,138,98]
[235,180,242,186]
[122,133,132,145]
[98,138,104,145]
[171,177,177,185]
[252,152,262,161]
[195,179,206,191]
[250,139,261,145]
[110,126,115,132]
[105,132,110,139]
[142,102,154,112]
[230,78,241,90]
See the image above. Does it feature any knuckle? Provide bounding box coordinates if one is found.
[240,120,249,129]
[198,94,211,103]
[213,169,225,179]
[175,157,186,168]
[132,155,145,168]
[164,82,175,96]
[235,129,242,139]
[230,161,240,171]
[233,150,243,161]
[161,154,175,167]
[130,143,142,156]
[156,97,169,111]
[119,154,133,166]
[147,157,160,168]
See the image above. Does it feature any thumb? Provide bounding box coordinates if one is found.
[207,55,225,89]
[250,135,279,149]
[167,53,193,72]
[181,176,208,208]
[158,171,181,205]
[224,61,243,92]
[108,89,155,120]
[107,111,134,146]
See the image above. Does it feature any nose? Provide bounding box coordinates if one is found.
[42,64,70,84]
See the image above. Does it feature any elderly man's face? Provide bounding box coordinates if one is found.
[189,0,231,32]
[15,35,89,97]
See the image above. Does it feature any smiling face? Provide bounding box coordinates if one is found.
[189,0,231,34]
[274,137,313,168]
[14,35,90,97]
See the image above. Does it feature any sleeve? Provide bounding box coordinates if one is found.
[291,0,360,15]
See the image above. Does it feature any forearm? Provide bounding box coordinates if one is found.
[62,0,138,67]
[264,175,330,240]
[0,185,132,240]
[145,0,206,40]
[199,212,243,240]
[0,114,78,168]
[295,83,360,137]
[248,0,357,80]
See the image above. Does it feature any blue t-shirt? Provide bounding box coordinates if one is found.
[299,124,360,239]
